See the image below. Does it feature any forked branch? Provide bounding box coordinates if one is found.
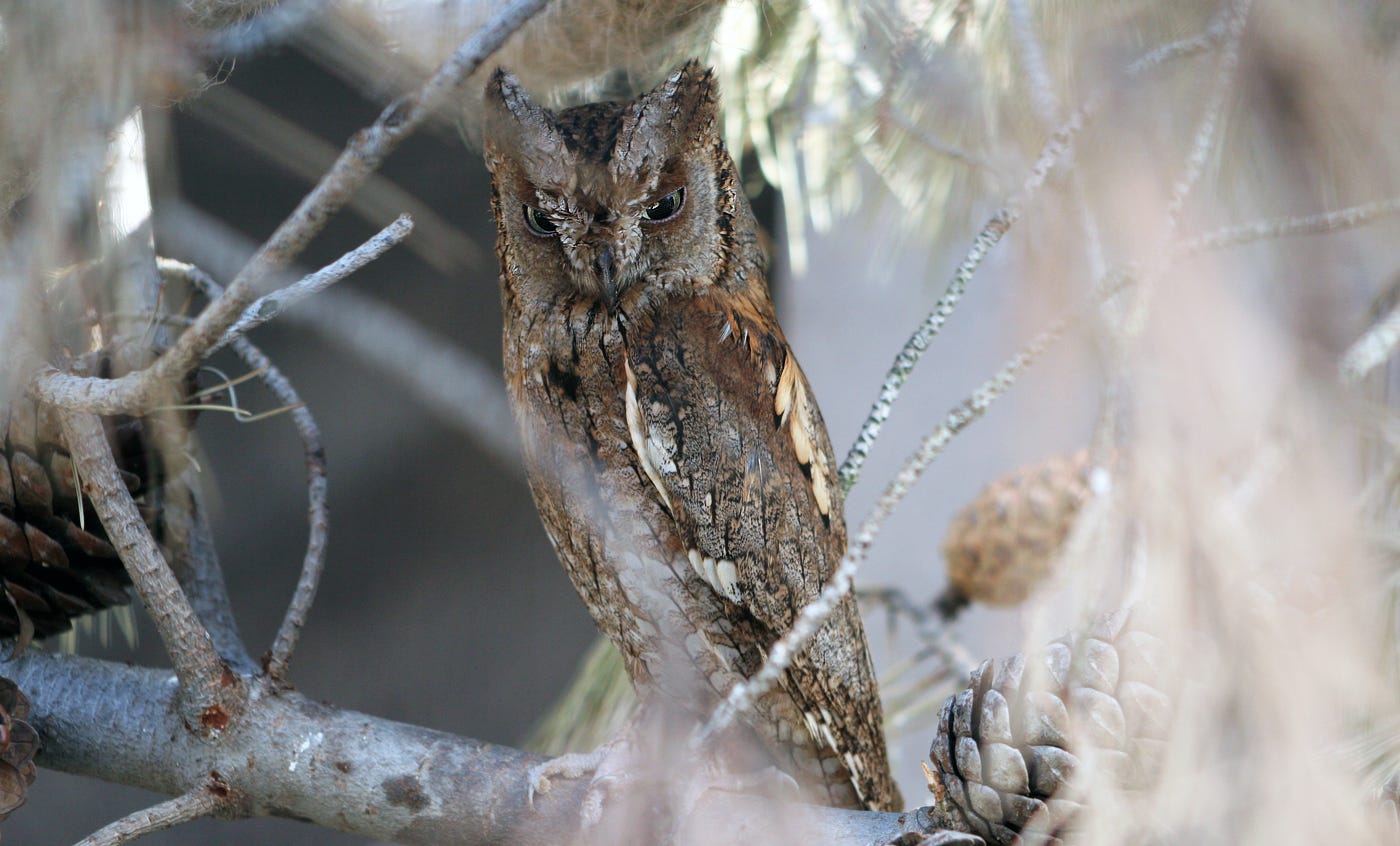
[30,0,552,417]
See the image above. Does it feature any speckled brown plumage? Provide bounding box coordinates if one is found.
[483,62,900,811]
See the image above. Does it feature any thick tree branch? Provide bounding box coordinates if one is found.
[8,651,956,846]
[31,0,552,417]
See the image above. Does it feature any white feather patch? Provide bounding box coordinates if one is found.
[715,559,740,602]
[624,356,672,512]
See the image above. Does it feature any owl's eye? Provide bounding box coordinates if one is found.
[642,188,684,222]
[523,205,558,236]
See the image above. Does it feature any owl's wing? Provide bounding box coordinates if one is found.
[622,290,844,633]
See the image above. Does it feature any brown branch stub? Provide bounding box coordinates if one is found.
[30,0,553,418]
[53,408,245,733]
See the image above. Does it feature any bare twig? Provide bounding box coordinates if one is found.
[837,17,1233,492]
[879,106,988,172]
[32,0,552,416]
[55,409,244,731]
[705,319,1069,740]
[208,213,414,351]
[226,343,326,681]
[1165,0,1252,233]
[1124,0,1252,339]
[74,779,231,846]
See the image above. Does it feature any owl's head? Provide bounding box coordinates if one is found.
[483,62,755,313]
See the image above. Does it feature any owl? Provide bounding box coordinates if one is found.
[483,62,901,813]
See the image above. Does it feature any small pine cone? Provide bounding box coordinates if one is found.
[0,345,198,643]
[0,677,36,821]
[942,450,1095,608]
[927,613,1171,845]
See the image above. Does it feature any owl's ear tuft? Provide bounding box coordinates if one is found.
[613,61,720,168]
[483,69,570,182]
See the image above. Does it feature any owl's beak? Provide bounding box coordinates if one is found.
[595,245,619,311]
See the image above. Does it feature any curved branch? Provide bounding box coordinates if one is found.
[164,259,331,682]
[224,335,327,682]
[31,0,552,417]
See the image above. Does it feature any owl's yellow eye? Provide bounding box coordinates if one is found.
[523,205,558,236]
[642,188,684,222]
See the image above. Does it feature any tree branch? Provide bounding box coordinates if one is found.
[55,410,244,732]
[223,338,327,682]
[208,213,414,352]
[9,651,955,846]
[31,0,552,417]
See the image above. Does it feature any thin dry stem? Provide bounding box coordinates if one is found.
[54,408,244,731]
[704,319,1068,741]
[74,780,230,846]
[31,0,551,416]
[210,213,413,352]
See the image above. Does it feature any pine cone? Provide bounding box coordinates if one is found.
[941,450,1095,608]
[926,613,1171,845]
[0,677,36,822]
[0,346,198,644]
